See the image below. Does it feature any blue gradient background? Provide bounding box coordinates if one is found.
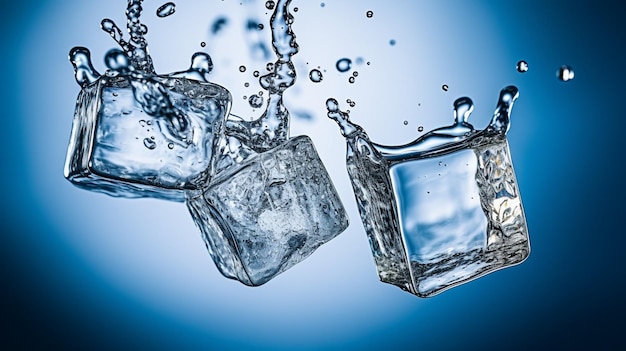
[1,0,623,349]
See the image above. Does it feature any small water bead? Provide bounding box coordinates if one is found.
[366,61,371,65]
[143,138,157,150]
[69,46,101,87]
[321,3,325,7]
[201,42,206,47]
[190,52,214,76]
[352,71,358,77]
[294,7,298,12]
[366,10,373,18]
[266,62,274,71]
[348,77,356,84]
[239,65,247,72]
[309,69,323,83]
[167,143,175,149]
[442,84,449,91]
[265,1,275,10]
[258,24,264,30]
[558,65,575,81]
[389,39,396,46]
[336,58,352,73]
[403,120,408,125]
[418,126,424,132]
[104,48,131,72]
[253,70,260,77]
[156,2,176,18]
[243,95,247,100]
[516,60,528,73]
[249,94,264,108]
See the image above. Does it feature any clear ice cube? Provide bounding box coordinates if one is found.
[328,87,530,297]
[186,135,349,286]
[64,74,231,201]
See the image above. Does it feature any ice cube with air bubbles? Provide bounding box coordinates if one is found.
[327,86,530,297]
[187,135,348,286]
[64,47,231,202]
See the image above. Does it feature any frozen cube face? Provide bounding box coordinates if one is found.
[186,136,349,286]
[64,75,231,202]
[387,139,529,297]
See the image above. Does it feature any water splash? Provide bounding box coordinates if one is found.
[327,86,519,161]
[516,60,528,73]
[219,0,299,156]
[100,0,154,73]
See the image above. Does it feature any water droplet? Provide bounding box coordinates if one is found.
[418,126,424,132]
[366,61,371,65]
[156,2,176,18]
[352,71,358,77]
[294,7,299,12]
[244,82,250,87]
[249,94,264,108]
[442,84,449,91]
[200,42,206,47]
[309,69,323,82]
[336,58,352,73]
[557,65,575,82]
[403,120,408,125]
[69,46,100,87]
[266,62,274,71]
[516,60,528,73]
[253,70,260,77]
[389,39,396,46]
[167,143,175,149]
[239,65,246,72]
[265,1,275,10]
[320,2,325,7]
[349,76,356,84]
[143,138,157,150]
[258,24,264,30]
[366,10,374,18]
[243,95,247,100]
[104,48,131,72]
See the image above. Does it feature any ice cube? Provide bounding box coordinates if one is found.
[186,135,349,286]
[64,74,231,201]
[329,88,530,297]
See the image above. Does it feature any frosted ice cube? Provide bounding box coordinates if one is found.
[64,74,231,201]
[186,135,349,286]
